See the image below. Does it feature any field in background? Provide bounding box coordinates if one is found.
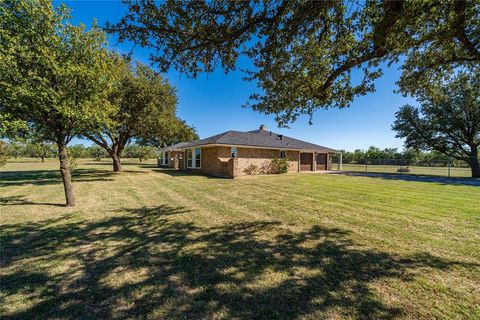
[1,159,479,319]
[331,162,472,178]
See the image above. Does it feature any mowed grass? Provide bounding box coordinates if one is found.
[1,159,479,320]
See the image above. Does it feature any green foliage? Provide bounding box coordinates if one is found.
[5,141,26,159]
[264,158,289,174]
[68,144,90,159]
[0,140,8,167]
[0,0,115,144]
[123,144,157,162]
[68,155,79,173]
[109,1,479,125]
[89,145,108,161]
[26,142,56,161]
[137,119,199,148]
[340,147,458,166]
[392,72,480,177]
[243,163,259,175]
[84,56,192,167]
[0,114,28,139]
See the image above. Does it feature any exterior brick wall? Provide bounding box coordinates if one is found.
[186,146,235,178]
[235,148,299,176]
[169,146,331,178]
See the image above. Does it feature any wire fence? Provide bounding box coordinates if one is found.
[330,157,472,178]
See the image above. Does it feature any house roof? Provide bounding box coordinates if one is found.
[175,127,338,153]
[159,141,192,151]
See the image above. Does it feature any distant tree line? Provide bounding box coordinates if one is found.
[1,141,159,163]
[339,147,469,167]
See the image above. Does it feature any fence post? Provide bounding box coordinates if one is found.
[448,160,451,178]
[365,158,368,173]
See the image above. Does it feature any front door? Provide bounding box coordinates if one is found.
[316,153,327,170]
[300,153,313,171]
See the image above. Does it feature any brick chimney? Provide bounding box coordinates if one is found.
[259,124,268,131]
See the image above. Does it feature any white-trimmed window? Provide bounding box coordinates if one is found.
[280,150,287,159]
[187,148,201,168]
[159,151,169,165]
[231,147,237,158]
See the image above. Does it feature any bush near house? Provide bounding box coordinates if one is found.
[264,158,289,174]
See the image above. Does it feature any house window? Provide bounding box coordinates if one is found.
[187,148,201,168]
[280,150,287,159]
[159,151,169,165]
[195,148,201,168]
[187,149,193,168]
[231,147,237,158]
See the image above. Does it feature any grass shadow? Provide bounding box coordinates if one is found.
[0,195,66,207]
[0,169,115,187]
[151,168,231,179]
[1,205,477,319]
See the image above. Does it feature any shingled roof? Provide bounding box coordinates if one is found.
[172,126,337,153]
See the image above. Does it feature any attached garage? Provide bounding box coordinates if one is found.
[300,153,313,171]
[316,153,327,170]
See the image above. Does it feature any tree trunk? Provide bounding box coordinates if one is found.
[57,142,76,207]
[41,156,45,163]
[111,152,122,172]
[470,147,480,178]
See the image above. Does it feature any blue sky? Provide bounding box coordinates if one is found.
[58,1,416,151]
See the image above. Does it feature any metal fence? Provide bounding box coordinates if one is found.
[330,157,472,178]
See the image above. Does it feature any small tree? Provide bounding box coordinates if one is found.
[393,72,480,178]
[68,144,90,159]
[0,1,114,206]
[27,142,56,162]
[5,141,26,159]
[89,145,107,161]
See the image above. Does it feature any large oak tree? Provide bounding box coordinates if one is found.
[393,71,480,178]
[83,57,194,172]
[0,0,114,206]
[109,0,479,125]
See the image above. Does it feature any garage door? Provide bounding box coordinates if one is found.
[300,153,313,171]
[316,153,327,170]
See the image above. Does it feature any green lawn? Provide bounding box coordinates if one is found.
[1,159,479,319]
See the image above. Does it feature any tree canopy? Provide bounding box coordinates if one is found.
[83,56,196,171]
[109,0,480,125]
[0,0,114,205]
[392,72,480,177]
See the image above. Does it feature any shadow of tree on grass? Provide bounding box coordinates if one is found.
[1,205,476,319]
[0,195,66,207]
[0,169,116,187]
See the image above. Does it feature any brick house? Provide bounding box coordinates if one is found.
[158,125,339,178]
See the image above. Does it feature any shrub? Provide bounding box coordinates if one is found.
[68,155,79,174]
[397,167,411,173]
[267,158,289,174]
[244,163,259,175]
